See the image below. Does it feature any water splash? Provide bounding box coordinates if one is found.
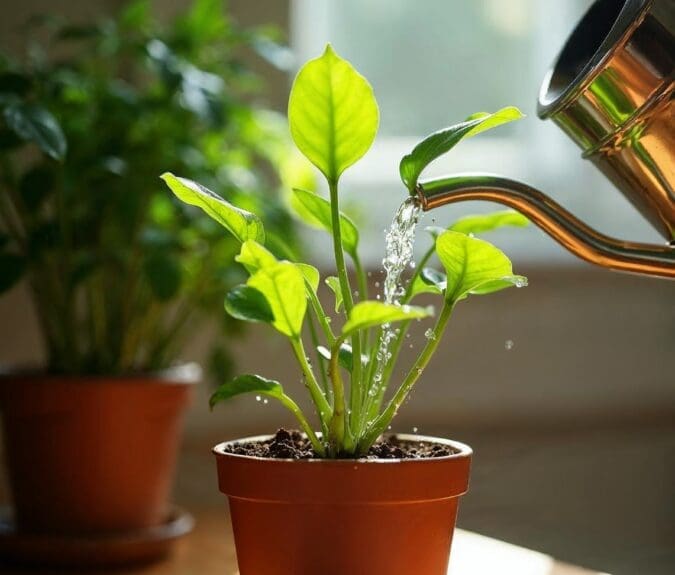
[371,197,422,388]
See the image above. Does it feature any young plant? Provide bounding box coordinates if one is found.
[162,45,528,457]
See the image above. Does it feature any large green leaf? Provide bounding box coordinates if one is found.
[450,210,529,235]
[248,261,307,338]
[435,230,526,303]
[288,44,379,183]
[235,240,277,274]
[292,188,359,257]
[3,103,66,160]
[225,284,275,323]
[399,107,523,192]
[342,301,433,338]
[209,374,284,409]
[161,173,264,243]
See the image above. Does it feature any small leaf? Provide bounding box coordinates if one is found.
[296,263,320,293]
[248,261,307,338]
[225,285,275,323]
[342,301,433,338]
[288,44,379,183]
[143,253,182,300]
[161,173,264,243]
[409,268,445,298]
[3,103,67,160]
[0,253,25,293]
[325,276,343,312]
[317,343,366,371]
[435,230,526,303]
[400,106,524,192]
[210,374,284,409]
[292,188,359,257]
[450,210,529,235]
[236,240,277,274]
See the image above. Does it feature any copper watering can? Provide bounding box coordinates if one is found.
[417,0,674,278]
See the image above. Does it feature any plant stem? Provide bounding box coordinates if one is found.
[306,311,331,401]
[307,285,335,344]
[277,392,326,456]
[290,338,332,435]
[327,341,347,452]
[358,301,453,451]
[328,179,363,443]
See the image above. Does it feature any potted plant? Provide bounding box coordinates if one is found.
[163,45,528,575]
[0,0,298,563]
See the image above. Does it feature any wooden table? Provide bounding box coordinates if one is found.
[2,508,606,575]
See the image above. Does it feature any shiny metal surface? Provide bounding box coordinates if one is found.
[538,0,674,241]
[418,0,674,278]
[417,175,675,279]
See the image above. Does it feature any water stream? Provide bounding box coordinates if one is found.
[371,197,422,390]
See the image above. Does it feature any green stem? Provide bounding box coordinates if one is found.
[358,302,453,451]
[307,285,335,345]
[306,311,331,401]
[290,338,332,435]
[277,392,326,456]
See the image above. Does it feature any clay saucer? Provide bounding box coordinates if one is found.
[0,506,194,568]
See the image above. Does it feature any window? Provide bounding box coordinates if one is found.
[290,0,660,267]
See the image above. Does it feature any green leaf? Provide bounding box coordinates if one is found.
[409,268,445,298]
[291,188,359,257]
[210,374,284,409]
[450,210,529,235]
[435,230,526,303]
[288,44,379,183]
[342,301,433,338]
[325,276,343,312]
[296,263,320,293]
[3,103,67,160]
[399,106,524,192]
[235,240,277,274]
[161,173,264,243]
[143,253,182,300]
[248,261,307,338]
[225,285,275,323]
[317,343,366,371]
[0,253,25,293]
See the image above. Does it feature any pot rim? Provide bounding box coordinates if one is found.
[213,433,472,464]
[0,362,202,386]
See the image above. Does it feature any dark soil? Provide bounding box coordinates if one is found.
[222,428,457,460]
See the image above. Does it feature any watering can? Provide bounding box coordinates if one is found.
[417,0,674,278]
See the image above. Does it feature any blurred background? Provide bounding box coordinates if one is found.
[0,1,673,574]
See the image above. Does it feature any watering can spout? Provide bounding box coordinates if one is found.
[415,175,675,279]
[419,0,674,278]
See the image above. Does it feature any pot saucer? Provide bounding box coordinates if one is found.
[0,505,194,568]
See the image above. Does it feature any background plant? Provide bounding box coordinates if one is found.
[163,45,528,457]
[0,0,300,377]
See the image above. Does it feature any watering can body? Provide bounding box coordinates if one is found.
[419,0,674,278]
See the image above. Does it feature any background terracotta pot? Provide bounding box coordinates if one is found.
[214,434,472,575]
[0,364,198,534]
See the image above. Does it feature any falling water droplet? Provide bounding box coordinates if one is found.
[374,281,381,288]
[263,399,269,404]
[424,328,436,340]
[255,395,261,402]
[412,427,419,433]
[505,339,514,350]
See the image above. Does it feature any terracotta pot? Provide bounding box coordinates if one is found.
[214,434,472,575]
[0,364,198,535]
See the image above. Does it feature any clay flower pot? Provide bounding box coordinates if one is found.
[214,434,471,575]
[0,364,198,535]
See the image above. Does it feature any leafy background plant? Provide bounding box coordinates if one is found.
[0,0,300,377]
[164,45,529,457]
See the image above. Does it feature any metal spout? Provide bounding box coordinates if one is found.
[416,174,675,279]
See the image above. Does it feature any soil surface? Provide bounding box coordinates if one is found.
[221,428,457,460]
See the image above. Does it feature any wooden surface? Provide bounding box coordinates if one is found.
[0,508,610,575]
